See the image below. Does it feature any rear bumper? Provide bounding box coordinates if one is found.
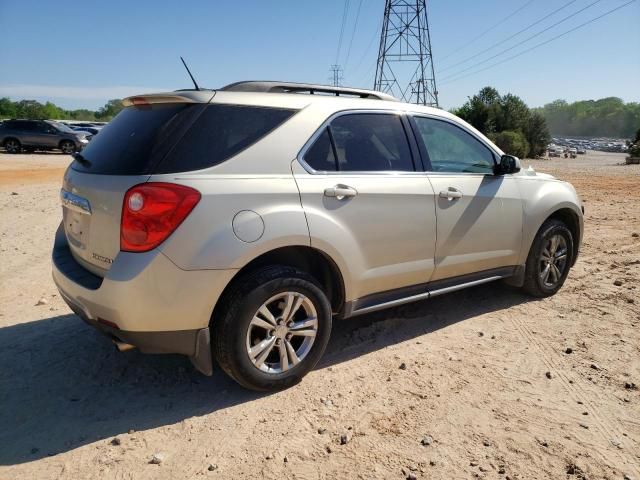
[51,223,237,374]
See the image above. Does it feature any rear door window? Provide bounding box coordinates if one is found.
[329,114,414,172]
[303,128,337,171]
[73,103,296,175]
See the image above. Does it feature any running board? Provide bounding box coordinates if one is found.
[347,275,505,317]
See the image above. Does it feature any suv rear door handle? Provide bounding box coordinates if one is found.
[324,185,357,200]
[439,188,463,200]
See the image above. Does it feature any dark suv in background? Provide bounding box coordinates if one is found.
[0,119,91,154]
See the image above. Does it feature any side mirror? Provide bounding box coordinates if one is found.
[495,154,521,175]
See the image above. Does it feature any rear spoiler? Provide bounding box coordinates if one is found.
[122,91,215,107]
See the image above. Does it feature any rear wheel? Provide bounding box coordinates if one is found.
[59,140,76,154]
[213,266,332,391]
[3,138,21,154]
[522,219,574,297]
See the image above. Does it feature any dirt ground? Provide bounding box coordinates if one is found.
[0,151,638,480]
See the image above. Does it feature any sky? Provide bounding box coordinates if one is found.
[0,0,638,111]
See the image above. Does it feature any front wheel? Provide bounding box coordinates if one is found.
[59,140,76,154]
[212,266,332,391]
[522,219,574,297]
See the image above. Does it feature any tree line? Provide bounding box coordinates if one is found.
[536,97,640,139]
[0,98,123,122]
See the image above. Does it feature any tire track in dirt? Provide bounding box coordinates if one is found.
[511,314,638,475]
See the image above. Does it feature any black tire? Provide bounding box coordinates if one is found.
[59,140,76,155]
[212,265,332,391]
[3,138,21,154]
[522,219,574,297]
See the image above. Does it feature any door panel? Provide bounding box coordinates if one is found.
[293,165,437,300]
[427,174,522,280]
[410,115,524,281]
[36,123,59,147]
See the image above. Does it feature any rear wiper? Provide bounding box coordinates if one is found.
[73,152,91,167]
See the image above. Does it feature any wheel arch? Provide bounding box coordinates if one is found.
[3,136,21,147]
[545,207,581,266]
[523,204,582,266]
[210,245,347,326]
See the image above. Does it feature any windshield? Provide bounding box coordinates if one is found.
[49,121,76,133]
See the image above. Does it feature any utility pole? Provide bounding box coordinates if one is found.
[329,64,344,87]
[374,0,439,107]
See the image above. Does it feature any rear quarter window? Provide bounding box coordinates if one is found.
[156,105,296,174]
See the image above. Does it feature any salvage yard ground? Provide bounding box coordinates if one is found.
[0,151,638,479]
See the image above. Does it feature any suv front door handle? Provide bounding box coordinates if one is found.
[324,185,358,200]
[439,187,463,200]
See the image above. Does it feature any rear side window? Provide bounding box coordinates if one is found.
[303,113,414,172]
[156,105,295,174]
[73,103,296,175]
[9,120,36,131]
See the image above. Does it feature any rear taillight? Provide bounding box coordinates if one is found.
[121,183,200,252]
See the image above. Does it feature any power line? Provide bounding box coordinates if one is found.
[335,0,351,65]
[439,0,579,73]
[351,17,383,85]
[440,0,604,82]
[439,0,536,61]
[344,0,364,70]
[440,0,636,86]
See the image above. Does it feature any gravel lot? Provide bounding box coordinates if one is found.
[0,151,638,479]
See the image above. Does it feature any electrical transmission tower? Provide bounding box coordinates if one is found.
[374,0,439,107]
[329,64,344,87]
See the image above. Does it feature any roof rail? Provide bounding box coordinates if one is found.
[220,81,398,102]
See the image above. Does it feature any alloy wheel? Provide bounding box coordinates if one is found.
[245,291,318,374]
[5,140,19,153]
[60,141,75,154]
[539,234,568,288]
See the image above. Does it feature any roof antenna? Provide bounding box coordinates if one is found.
[180,56,200,91]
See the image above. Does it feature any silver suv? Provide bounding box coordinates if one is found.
[1,119,91,154]
[52,82,583,390]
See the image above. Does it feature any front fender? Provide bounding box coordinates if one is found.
[517,177,584,265]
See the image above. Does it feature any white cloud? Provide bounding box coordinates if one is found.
[0,84,169,100]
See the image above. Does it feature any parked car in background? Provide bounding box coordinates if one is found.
[52,81,583,391]
[577,148,586,154]
[548,146,563,157]
[0,119,91,154]
[71,125,102,136]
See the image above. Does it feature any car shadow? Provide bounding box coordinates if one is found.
[0,283,533,465]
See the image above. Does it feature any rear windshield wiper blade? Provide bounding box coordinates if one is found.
[73,152,91,167]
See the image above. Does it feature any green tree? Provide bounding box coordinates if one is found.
[455,86,549,158]
[523,111,550,158]
[96,99,123,120]
[15,100,46,119]
[0,97,17,119]
[490,130,529,158]
[42,102,64,120]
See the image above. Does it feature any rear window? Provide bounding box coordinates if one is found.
[72,103,296,175]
